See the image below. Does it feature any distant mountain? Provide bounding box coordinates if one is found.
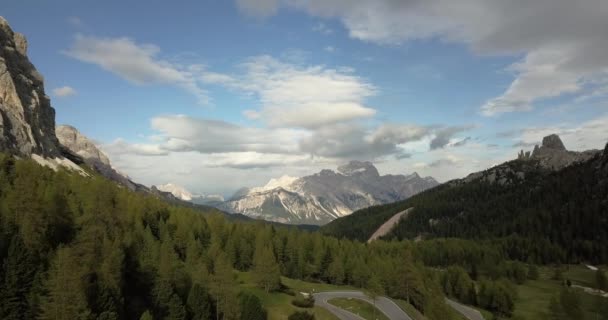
[322,135,608,263]
[217,161,438,225]
[155,183,225,205]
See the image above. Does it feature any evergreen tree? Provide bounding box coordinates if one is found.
[166,294,186,320]
[211,253,238,320]
[238,292,267,320]
[38,247,91,320]
[0,235,38,320]
[187,284,215,320]
[253,245,281,292]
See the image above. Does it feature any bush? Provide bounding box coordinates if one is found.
[238,292,267,320]
[288,311,315,320]
[279,284,296,296]
[291,296,315,308]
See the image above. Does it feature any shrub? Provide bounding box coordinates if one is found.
[291,296,315,308]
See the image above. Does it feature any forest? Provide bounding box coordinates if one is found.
[0,153,607,320]
[323,143,608,264]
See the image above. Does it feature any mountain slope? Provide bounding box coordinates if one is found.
[323,135,608,263]
[219,161,438,225]
[0,17,63,158]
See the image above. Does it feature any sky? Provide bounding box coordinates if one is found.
[3,0,608,196]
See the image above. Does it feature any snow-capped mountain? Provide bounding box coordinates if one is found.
[155,183,224,205]
[217,161,439,225]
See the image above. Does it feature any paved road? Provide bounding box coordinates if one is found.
[313,291,412,320]
[445,298,485,320]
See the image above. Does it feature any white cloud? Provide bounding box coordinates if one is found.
[204,55,377,128]
[64,35,209,105]
[52,86,77,97]
[150,115,305,154]
[103,138,169,157]
[235,0,608,116]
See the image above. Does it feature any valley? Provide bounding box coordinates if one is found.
[2,2,608,320]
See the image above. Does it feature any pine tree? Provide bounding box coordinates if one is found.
[166,294,186,320]
[0,235,38,320]
[253,245,281,293]
[211,253,238,320]
[238,292,267,320]
[187,284,215,320]
[38,247,91,320]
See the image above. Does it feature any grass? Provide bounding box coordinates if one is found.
[510,265,603,320]
[236,271,343,320]
[328,297,389,320]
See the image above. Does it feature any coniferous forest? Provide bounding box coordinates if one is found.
[0,154,468,320]
[323,144,608,264]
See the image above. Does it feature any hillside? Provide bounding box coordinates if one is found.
[323,139,608,264]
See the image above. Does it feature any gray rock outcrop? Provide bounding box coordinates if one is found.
[0,17,61,157]
[56,125,141,191]
[524,134,598,170]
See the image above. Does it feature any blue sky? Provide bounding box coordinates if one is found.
[4,0,608,196]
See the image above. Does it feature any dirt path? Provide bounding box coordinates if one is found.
[367,208,413,243]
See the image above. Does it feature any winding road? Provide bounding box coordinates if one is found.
[313,291,413,320]
[445,298,485,320]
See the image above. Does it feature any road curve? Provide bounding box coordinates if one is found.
[313,291,412,320]
[445,298,485,320]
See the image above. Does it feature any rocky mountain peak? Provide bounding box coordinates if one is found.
[0,17,61,158]
[541,134,566,151]
[56,125,110,166]
[337,160,379,177]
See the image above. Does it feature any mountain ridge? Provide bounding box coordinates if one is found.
[217,160,438,225]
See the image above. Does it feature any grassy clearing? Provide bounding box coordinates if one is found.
[236,271,342,320]
[510,265,603,320]
[328,297,390,320]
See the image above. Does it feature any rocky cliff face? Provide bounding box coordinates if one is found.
[0,17,61,158]
[465,134,600,185]
[55,125,145,190]
[518,134,599,170]
[218,161,439,225]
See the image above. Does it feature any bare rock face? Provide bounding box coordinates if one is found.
[56,125,142,191]
[540,134,566,151]
[0,17,61,157]
[530,134,598,170]
[219,161,439,225]
[56,125,110,165]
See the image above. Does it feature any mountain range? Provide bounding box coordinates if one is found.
[215,161,438,225]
